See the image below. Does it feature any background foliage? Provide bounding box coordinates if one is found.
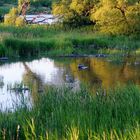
[53,0,140,34]
[1,0,140,34]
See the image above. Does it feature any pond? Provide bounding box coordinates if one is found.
[0,56,140,111]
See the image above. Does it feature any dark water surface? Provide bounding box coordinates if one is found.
[0,56,140,110]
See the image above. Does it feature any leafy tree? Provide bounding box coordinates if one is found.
[91,0,140,34]
[4,0,30,26]
[4,7,18,25]
[18,0,30,13]
[15,16,26,26]
[52,0,97,27]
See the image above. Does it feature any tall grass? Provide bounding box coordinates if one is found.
[0,25,140,57]
[0,43,5,57]
[0,85,139,139]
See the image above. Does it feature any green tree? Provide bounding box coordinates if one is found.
[52,0,97,27]
[4,7,18,25]
[91,0,140,34]
[4,0,30,26]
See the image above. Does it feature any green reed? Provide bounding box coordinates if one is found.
[0,84,139,139]
[0,25,140,57]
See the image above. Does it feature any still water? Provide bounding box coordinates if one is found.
[0,57,140,111]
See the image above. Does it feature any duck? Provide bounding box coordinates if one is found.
[78,64,88,70]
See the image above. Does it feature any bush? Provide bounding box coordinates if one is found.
[4,7,18,25]
[15,16,26,26]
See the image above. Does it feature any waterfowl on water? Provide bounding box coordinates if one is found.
[78,64,88,70]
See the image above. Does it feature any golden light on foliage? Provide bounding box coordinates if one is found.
[53,0,140,34]
[69,58,140,89]
[4,0,30,26]
[91,0,140,34]
[52,0,95,26]
[15,16,26,26]
[4,7,18,25]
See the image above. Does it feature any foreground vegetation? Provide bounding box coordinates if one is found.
[0,1,139,140]
[0,85,140,139]
[0,25,140,58]
[0,0,140,57]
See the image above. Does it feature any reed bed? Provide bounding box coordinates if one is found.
[0,25,140,57]
[0,85,139,139]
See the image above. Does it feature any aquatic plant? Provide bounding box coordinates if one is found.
[0,85,139,139]
[0,25,140,57]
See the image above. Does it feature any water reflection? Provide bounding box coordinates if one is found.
[0,57,139,110]
[22,62,44,103]
[70,57,140,89]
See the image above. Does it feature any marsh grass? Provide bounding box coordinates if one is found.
[0,85,139,139]
[0,25,140,57]
[0,43,6,57]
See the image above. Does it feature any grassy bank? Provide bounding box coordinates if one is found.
[0,85,140,139]
[0,25,140,57]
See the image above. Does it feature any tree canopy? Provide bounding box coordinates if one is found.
[2,0,140,34]
[91,0,140,34]
[52,0,97,27]
[52,0,140,34]
[4,0,30,26]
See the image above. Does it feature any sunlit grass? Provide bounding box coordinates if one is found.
[0,24,140,57]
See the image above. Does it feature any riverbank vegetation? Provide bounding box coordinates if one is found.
[0,25,140,58]
[0,84,140,139]
[0,0,140,57]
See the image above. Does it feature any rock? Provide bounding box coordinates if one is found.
[65,75,74,83]
[134,62,139,65]
[95,54,107,58]
[0,57,8,61]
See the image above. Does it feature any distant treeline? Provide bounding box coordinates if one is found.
[1,0,140,35]
[52,0,140,34]
[0,0,17,5]
[0,0,56,7]
[0,0,57,20]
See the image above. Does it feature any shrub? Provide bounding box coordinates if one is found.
[15,16,26,27]
[4,7,18,25]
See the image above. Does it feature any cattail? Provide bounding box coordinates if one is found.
[2,128,6,140]
[96,92,99,96]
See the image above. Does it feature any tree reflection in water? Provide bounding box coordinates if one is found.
[69,57,140,90]
[22,62,44,103]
